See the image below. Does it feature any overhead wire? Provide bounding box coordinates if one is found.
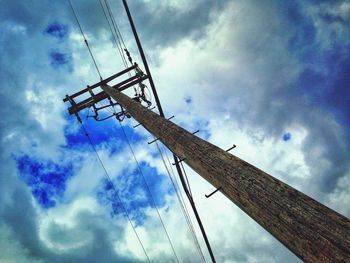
[98,0,141,94]
[162,145,206,263]
[117,120,180,263]
[98,0,129,69]
[69,0,209,260]
[94,6,173,249]
[103,99,204,261]
[155,142,207,263]
[68,1,152,260]
[180,161,193,198]
[104,0,128,55]
[79,121,151,263]
[68,0,103,80]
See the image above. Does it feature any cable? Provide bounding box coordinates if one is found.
[98,0,128,68]
[172,153,217,263]
[105,105,203,261]
[118,121,180,263]
[156,142,207,263]
[98,0,141,93]
[68,0,103,80]
[79,121,151,263]
[161,144,206,263]
[104,0,128,52]
[180,161,193,198]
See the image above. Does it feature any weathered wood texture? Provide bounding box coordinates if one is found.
[102,84,350,262]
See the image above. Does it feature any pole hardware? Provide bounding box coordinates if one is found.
[148,137,160,144]
[226,144,236,152]
[63,65,151,123]
[205,187,222,198]
[167,115,175,120]
[133,123,142,128]
[87,85,95,97]
[192,130,199,135]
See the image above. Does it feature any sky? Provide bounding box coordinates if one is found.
[0,0,349,262]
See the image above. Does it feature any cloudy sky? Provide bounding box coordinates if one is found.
[1,0,350,262]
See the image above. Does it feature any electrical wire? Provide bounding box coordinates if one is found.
[79,121,151,263]
[98,0,129,69]
[162,145,207,263]
[155,142,207,263]
[100,0,130,68]
[104,0,128,53]
[69,1,209,261]
[98,0,141,93]
[68,0,103,80]
[118,120,180,263]
[180,161,193,198]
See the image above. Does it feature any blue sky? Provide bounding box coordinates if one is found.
[0,0,349,262]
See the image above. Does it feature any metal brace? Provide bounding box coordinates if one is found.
[66,95,82,124]
[87,85,94,97]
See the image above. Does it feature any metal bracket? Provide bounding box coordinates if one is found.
[87,85,95,97]
[205,187,222,198]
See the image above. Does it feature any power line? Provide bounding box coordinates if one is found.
[162,145,207,263]
[155,142,207,263]
[118,120,180,263]
[105,0,127,50]
[104,0,128,50]
[68,0,103,80]
[180,161,193,198]
[68,1,211,261]
[98,0,128,68]
[79,121,151,263]
[96,86,205,261]
[98,0,140,94]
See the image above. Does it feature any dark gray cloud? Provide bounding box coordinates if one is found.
[128,0,227,47]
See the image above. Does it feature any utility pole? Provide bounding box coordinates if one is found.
[101,84,350,262]
[121,1,217,261]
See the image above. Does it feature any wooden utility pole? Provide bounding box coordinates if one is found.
[121,2,217,261]
[101,84,350,262]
